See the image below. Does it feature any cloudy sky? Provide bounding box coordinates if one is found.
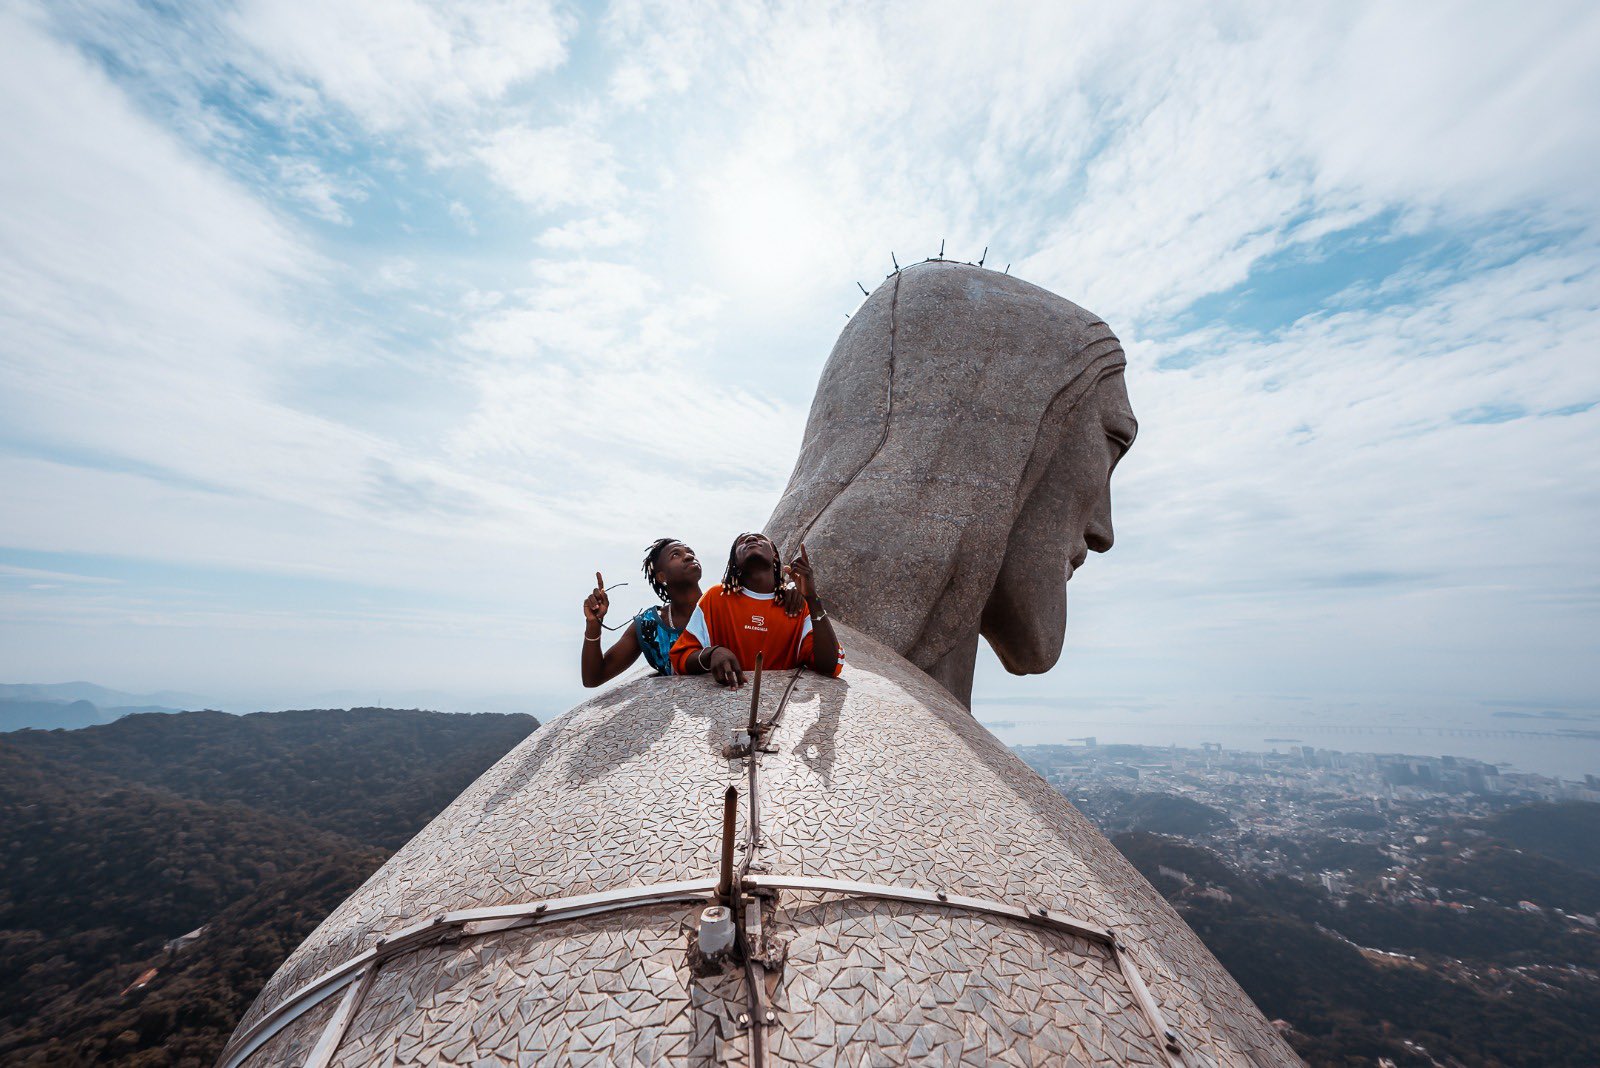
[1,0,1596,724]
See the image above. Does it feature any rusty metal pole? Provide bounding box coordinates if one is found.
[717,786,738,905]
[747,652,764,738]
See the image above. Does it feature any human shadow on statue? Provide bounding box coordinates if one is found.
[480,678,701,813]
[791,679,849,788]
[545,674,814,794]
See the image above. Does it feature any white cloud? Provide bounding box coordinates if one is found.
[602,0,721,106]
[0,564,120,586]
[448,259,803,530]
[474,122,626,211]
[1056,241,1600,703]
[272,155,366,223]
[373,258,420,290]
[448,199,478,234]
[538,210,645,250]
[1011,4,1600,326]
[0,7,547,589]
[0,6,305,383]
[457,260,713,368]
[229,0,573,134]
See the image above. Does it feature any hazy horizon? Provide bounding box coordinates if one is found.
[7,673,1596,783]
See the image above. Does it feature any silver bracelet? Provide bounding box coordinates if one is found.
[584,632,601,643]
[697,646,717,670]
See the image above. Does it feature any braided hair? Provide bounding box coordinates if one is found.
[721,532,783,595]
[641,538,679,602]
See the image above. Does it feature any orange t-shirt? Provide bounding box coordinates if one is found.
[669,586,844,677]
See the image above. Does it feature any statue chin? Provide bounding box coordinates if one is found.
[982,565,1068,676]
[919,551,1069,707]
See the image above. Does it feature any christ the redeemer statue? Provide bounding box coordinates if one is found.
[220,261,1301,1068]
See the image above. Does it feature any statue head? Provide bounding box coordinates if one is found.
[766,261,1136,707]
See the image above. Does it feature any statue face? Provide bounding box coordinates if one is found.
[979,369,1137,674]
[766,262,1138,706]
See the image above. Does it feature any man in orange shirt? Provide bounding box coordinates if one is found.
[670,534,843,686]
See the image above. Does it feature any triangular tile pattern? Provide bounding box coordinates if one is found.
[245,988,341,1065]
[231,625,1300,1067]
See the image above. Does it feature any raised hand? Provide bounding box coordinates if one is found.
[788,543,819,604]
[583,571,610,625]
[775,573,803,617]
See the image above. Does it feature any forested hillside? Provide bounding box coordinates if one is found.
[6,707,1595,1067]
[1115,819,1600,1066]
[4,707,538,847]
[0,707,538,1066]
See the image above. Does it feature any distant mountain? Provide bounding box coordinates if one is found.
[0,682,208,733]
[0,706,540,1066]
[0,698,111,732]
[0,681,211,709]
[274,687,548,718]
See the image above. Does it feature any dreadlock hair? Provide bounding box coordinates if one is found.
[721,533,783,595]
[641,538,679,602]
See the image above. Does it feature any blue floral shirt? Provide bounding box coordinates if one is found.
[633,605,684,675]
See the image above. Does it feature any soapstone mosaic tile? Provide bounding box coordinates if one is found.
[327,905,747,1068]
[226,625,1300,1067]
[766,894,1166,1067]
[242,987,338,1066]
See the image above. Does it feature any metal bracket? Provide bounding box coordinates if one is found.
[302,959,378,1068]
[744,874,1113,945]
[742,874,1187,1067]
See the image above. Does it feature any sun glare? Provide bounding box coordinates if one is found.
[702,165,837,299]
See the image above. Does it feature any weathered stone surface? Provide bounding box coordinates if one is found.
[224,265,1300,1067]
[767,261,1136,707]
